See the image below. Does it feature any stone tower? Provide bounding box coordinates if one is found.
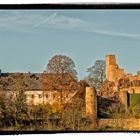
[106,55,117,82]
[85,86,97,128]
[106,55,124,82]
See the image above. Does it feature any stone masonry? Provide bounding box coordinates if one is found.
[105,54,140,110]
[85,86,97,128]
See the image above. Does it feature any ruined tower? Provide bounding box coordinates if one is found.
[106,55,124,82]
[85,86,97,128]
[106,55,117,82]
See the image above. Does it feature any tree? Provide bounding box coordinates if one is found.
[5,73,34,129]
[0,90,15,128]
[29,103,52,130]
[40,55,78,129]
[86,60,105,90]
[61,80,90,131]
[47,55,77,79]
[41,55,78,103]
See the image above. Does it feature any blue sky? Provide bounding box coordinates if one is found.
[0,10,140,79]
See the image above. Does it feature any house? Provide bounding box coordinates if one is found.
[0,71,97,127]
[0,72,78,106]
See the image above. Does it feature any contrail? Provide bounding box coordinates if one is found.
[33,12,57,28]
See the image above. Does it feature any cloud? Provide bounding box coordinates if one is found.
[0,11,86,33]
[85,28,140,40]
[0,12,37,33]
[0,10,139,41]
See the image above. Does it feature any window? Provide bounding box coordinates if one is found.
[31,95,34,99]
[46,94,48,98]
[38,95,42,98]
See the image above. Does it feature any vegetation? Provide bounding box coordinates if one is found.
[86,60,105,90]
[128,94,140,114]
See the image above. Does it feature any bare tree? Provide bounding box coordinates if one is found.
[86,60,105,90]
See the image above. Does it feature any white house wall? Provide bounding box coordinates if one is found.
[3,90,77,106]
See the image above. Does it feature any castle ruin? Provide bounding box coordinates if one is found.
[104,54,140,112]
[106,54,140,94]
[96,54,140,130]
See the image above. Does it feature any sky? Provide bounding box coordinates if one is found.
[0,10,140,80]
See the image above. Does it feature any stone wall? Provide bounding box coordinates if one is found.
[98,119,140,130]
[127,87,140,94]
[119,90,128,110]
